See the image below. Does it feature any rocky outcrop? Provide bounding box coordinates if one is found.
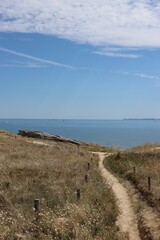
[18,130,80,145]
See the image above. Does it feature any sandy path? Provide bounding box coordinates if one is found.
[97,152,140,240]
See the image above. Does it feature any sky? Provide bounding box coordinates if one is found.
[0,0,160,119]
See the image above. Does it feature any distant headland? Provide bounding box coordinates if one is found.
[123,118,160,121]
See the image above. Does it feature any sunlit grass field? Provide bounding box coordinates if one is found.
[104,144,160,210]
[0,131,126,240]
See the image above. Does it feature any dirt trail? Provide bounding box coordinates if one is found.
[97,152,141,240]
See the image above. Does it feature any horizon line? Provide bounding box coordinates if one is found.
[0,118,160,121]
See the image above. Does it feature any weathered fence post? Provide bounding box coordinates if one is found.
[34,199,40,212]
[148,177,151,191]
[133,167,136,174]
[77,189,81,201]
[85,174,88,183]
[87,163,90,171]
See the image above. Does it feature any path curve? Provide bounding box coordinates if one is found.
[97,152,141,240]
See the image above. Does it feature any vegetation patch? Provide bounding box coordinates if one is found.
[0,131,126,240]
[104,150,160,211]
[82,142,114,153]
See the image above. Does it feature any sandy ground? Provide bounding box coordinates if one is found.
[32,141,51,146]
[97,152,141,240]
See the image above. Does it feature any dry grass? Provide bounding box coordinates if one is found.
[0,131,126,240]
[104,146,160,210]
[81,142,115,153]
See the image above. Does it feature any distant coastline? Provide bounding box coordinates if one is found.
[123,118,160,121]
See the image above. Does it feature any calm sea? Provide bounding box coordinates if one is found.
[0,119,160,149]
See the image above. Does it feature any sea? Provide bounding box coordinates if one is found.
[0,119,160,149]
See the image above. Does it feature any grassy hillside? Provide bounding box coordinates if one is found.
[104,144,160,210]
[0,131,126,240]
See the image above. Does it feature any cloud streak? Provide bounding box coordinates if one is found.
[134,73,160,81]
[0,1,160,48]
[93,47,141,58]
[121,71,160,81]
[0,61,47,68]
[0,47,77,69]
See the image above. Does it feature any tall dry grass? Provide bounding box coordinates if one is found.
[104,146,160,210]
[0,132,126,240]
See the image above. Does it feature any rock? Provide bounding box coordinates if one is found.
[18,130,80,146]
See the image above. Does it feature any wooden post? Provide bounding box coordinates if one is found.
[85,174,88,183]
[87,163,90,171]
[34,199,40,212]
[77,189,80,201]
[148,177,151,191]
[133,167,136,174]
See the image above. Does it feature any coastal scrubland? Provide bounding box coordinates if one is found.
[0,130,126,240]
[104,144,160,211]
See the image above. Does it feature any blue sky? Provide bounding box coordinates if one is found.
[0,0,160,119]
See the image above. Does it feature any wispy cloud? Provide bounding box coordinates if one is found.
[93,47,141,58]
[0,47,77,69]
[11,60,47,68]
[121,71,160,81]
[0,60,47,68]
[134,73,160,81]
[0,1,160,48]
